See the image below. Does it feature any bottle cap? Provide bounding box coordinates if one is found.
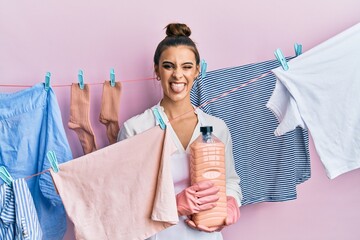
[200,126,213,135]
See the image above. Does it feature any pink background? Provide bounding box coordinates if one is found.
[1,1,360,239]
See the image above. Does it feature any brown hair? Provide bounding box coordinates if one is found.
[153,23,200,66]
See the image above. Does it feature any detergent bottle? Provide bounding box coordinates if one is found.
[189,126,227,227]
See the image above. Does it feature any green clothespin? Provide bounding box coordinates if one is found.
[0,166,14,186]
[47,151,60,173]
[294,43,302,56]
[274,48,289,71]
[44,72,51,91]
[110,68,116,87]
[152,108,166,130]
[200,59,207,78]
[78,70,85,90]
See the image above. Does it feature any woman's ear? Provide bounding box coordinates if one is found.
[196,64,201,79]
[154,65,160,80]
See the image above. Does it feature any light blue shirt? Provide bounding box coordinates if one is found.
[0,84,73,240]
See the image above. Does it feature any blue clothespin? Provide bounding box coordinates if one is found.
[0,166,14,186]
[44,72,51,91]
[274,48,289,71]
[78,70,85,90]
[47,151,60,173]
[110,68,116,87]
[200,59,207,78]
[152,108,166,130]
[294,43,302,56]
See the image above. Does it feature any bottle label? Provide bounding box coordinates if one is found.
[202,170,221,179]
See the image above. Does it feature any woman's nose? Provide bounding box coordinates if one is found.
[172,68,183,79]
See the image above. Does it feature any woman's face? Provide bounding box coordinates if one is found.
[155,46,199,104]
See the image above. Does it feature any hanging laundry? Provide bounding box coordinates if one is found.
[50,126,178,240]
[190,59,311,205]
[0,83,73,240]
[99,80,122,144]
[0,179,43,239]
[68,83,97,154]
[267,23,360,179]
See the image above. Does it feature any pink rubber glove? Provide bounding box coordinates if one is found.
[176,181,220,216]
[185,196,240,232]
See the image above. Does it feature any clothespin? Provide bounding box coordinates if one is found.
[200,59,207,78]
[44,72,51,91]
[274,48,289,71]
[78,70,85,90]
[110,68,116,87]
[47,151,60,173]
[294,43,302,56]
[0,166,14,186]
[152,108,166,130]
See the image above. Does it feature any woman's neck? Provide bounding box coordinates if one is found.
[160,98,195,120]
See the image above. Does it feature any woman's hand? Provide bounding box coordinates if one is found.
[176,181,220,216]
[185,196,240,232]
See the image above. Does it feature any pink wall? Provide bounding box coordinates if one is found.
[1,1,360,239]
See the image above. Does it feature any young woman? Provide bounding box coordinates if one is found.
[118,23,242,240]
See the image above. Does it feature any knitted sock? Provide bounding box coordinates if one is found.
[68,83,97,154]
[99,81,121,144]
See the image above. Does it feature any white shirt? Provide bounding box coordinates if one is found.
[118,104,242,240]
[267,23,360,179]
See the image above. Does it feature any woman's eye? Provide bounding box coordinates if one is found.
[183,65,193,69]
[163,64,173,69]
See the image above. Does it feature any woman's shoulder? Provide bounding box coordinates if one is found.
[118,107,157,140]
[196,108,228,128]
[124,108,156,128]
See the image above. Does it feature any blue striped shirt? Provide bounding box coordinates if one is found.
[0,179,42,240]
[190,58,311,205]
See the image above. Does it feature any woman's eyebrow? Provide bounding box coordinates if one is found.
[162,61,174,65]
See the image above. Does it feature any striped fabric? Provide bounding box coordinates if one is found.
[0,183,15,239]
[190,58,311,205]
[0,179,42,239]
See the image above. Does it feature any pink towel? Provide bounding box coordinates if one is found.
[51,126,178,240]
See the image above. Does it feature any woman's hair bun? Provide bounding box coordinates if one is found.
[165,23,191,37]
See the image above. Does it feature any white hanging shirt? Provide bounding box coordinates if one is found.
[266,23,360,179]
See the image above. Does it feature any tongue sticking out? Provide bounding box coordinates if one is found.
[171,83,185,93]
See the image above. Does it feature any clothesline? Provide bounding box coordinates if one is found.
[9,71,272,181]
[171,72,271,122]
[25,169,50,180]
[0,77,157,88]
